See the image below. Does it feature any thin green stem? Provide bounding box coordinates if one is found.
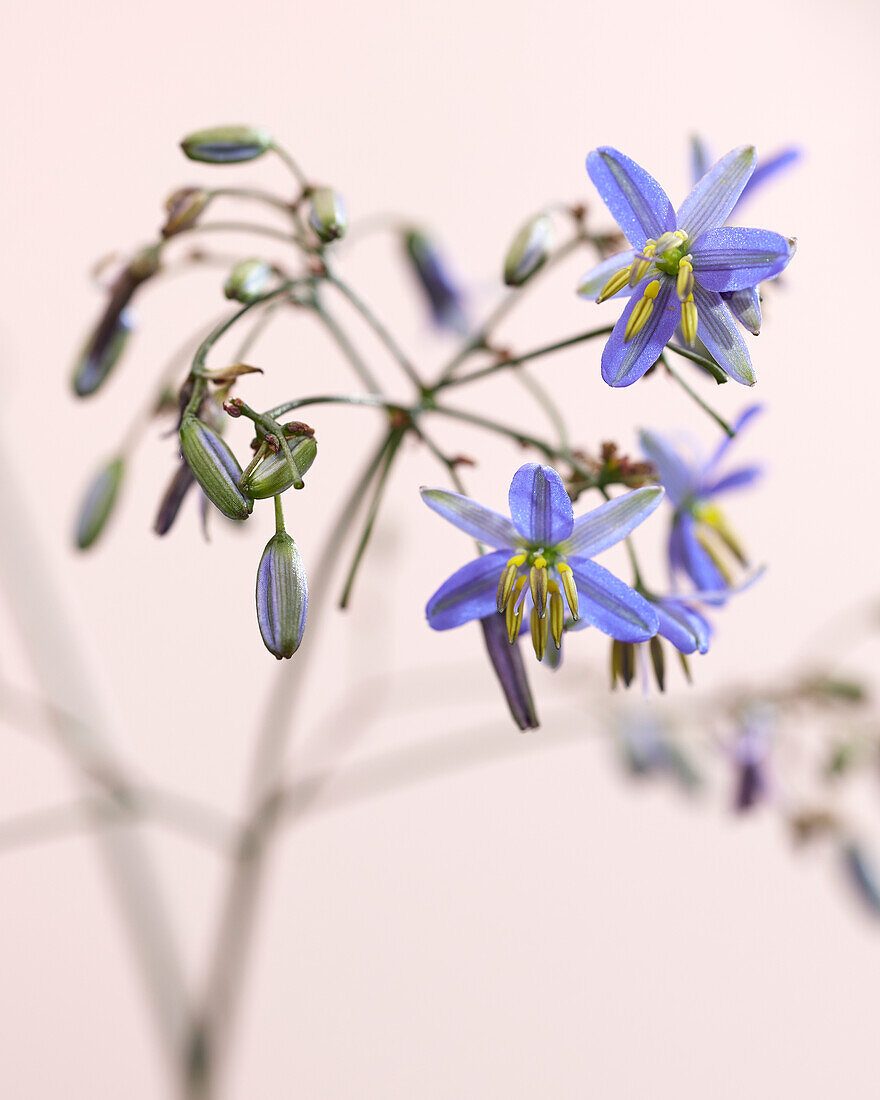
[664,341,729,384]
[266,393,402,420]
[307,291,385,394]
[271,141,310,190]
[273,494,285,535]
[163,220,304,249]
[209,186,297,217]
[662,355,735,438]
[427,404,580,470]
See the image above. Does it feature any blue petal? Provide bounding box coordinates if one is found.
[704,405,762,473]
[676,146,756,241]
[567,557,659,642]
[576,249,636,300]
[693,286,756,386]
[479,614,539,730]
[586,147,676,248]
[702,465,762,496]
[561,486,664,557]
[421,487,519,549]
[655,599,712,655]
[723,287,762,335]
[735,148,801,210]
[508,464,573,546]
[601,276,681,387]
[426,551,509,630]
[691,228,794,292]
[639,430,699,508]
[669,514,727,600]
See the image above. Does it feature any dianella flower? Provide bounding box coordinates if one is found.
[578,146,795,386]
[422,463,663,662]
[641,407,762,599]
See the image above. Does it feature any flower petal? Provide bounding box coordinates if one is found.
[669,514,727,600]
[566,557,659,642]
[676,146,756,241]
[691,227,794,292]
[704,404,762,472]
[702,465,762,496]
[601,277,681,388]
[576,249,636,300]
[421,488,519,549]
[586,147,676,248]
[693,286,756,386]
[723,287,762,335]
[561,486,664,557]
[655,599,711,655]
[508,464,573,546]
[639,430,698,508]
[426,551,509,630]
[479,614,539,730]
[735,148,801,210]
[690,135,712,185]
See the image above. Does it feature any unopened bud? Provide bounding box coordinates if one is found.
[403,230,467,333]
[224,259,274,303]
[308,188,348,243]
[74,457,125,550]
[179,417,253,520]
[154,460,196,536]
[244,436,317,499]
[162,187,211,237]
[256,531,308,659]
[503,214,554,286]
[180,125,273,164]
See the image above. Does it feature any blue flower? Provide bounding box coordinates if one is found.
[640,407,762,600]
[404,230,468,334]
[422,463,663,661]
[578,147,795,387]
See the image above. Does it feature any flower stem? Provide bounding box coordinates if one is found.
[664,341,728,384]
[306,290,385,394]
[662,355,735,438]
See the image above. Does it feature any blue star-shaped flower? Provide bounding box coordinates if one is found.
[421,463,663,661]
[578,146,795,387]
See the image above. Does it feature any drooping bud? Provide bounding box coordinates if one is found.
[308,188,348,243]
[244,436,317,499]
[256,531,308,659]
[74,457,125,550]
[153,460,196,536]
[224,259,274,303]
[180,125,273,164]
[162,187,211,238]
[503,214,554,286]
[842,842,880,918]
[403,230,467,333]
[179,417,252,520]
[480,613,539,731]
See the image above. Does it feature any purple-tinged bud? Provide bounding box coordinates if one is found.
[224,259,274,303]
[179,417,252,520]
[731,709,773,812]
[244,436,317,499]
[403,230,467,333]
[180,125,273,164]
[154,460,197,536]
[308,188,348,243]
[162,187,211,238]
[842,842,880,918]
[479,613,539,731]
[503,214,554,287]
[74,457,125,550]
[256,531,308,659]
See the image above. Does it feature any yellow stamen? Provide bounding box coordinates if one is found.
[624,279,660,343]
[548,582,564,648]
[529,555,548,618]
[530,606,549,660]
[597,265,634,304]
[557,561,579,620]
[506,576,526,643]
[676,257,694,301]
[629,240,657,286]
[496,551,527,612]
[680,293,698,346]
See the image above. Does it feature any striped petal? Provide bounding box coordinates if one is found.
[677,146,756,241]
[723,287,762,335]
[601,276,681,388]
[421,488,519,549]
[508,464,573,546]
[691,227,794,292]
[655,599,711,655]
[586,147,676,248]
[576,249,636,300]
[693,285,756,386]
[426,551,509,630]
[561,486,664,557]
[567,557,659,642]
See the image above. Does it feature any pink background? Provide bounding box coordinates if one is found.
[1,0,878,1095]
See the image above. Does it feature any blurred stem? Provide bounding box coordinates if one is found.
[661,354,735,437]
[306,289,385,394]
[271,141,310,190]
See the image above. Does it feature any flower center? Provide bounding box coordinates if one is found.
[495,549,580,660]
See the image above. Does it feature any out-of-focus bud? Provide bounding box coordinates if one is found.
[480,613,539,731]
[256,531,308,659]
[244,436,317,499]
[224,259,274,303]
[162,187,211,238]
[180,125,273,164]
[842,841,880,918]
[74,457,125,550]
[503,214,554,286]
[153,459,197,536]
[179,417,253,520]
[308,188,348,243]
[403,230,467,333]
[72,245,161,398]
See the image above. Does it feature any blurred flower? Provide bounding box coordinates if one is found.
[841,842,880,918]
[729,707,774,812]
[403,230,468,333]
[422,463,662,662]
[578,146,795,386]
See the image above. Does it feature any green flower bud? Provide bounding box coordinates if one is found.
[180,125,273,164]
[256,531,308,659]
[244,436,317,499]
[503,214,554,286]
[179,417,253,520]
[308,188,348,243]
[162,187,211,238]
[74,457,125,550]
[223,259,274,303]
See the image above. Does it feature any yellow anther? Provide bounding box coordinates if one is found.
[624,279,660,343]
[697,506,747,566]
[548,583,564,649]
[597,264,634,304]
[680,293,698,346]
[506,576,526,643]
[530,605,549,661]
[654,231,679,255]
[496,552,527,612]
[557,561,579,620]
[629,240,657,286]
[529,556,549,618]
[676,257,694,301]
